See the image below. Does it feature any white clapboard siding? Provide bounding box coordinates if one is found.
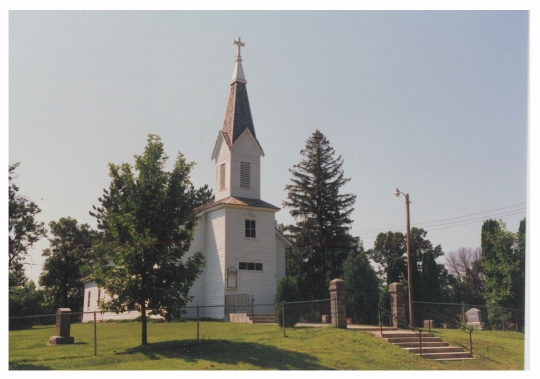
[228,131,261,199]
[275,236,286,287]
[183,212,208,317]
[200,207,226,319]
[224,207,277,305]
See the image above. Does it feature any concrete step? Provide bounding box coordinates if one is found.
[417,351,473,360]
[247,314,275,323]
[369,327,473,361]
[383,332,435,338]
[405,346,466,354]
[385,337,443,343]
[394,342,449,348]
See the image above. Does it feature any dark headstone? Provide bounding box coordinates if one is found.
[50,308,75,345]
[423,319,434,329]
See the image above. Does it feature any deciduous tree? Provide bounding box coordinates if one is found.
[38,217,95,313]
[90,135,206,345]
[481,218,525,329]
[8,163,47,283]
[366,231,406,285]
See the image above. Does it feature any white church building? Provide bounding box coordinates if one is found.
[82,38,291,322]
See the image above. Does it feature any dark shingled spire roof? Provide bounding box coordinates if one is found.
[221,37,262,150]
[221,82,258,147]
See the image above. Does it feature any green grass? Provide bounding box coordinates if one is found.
[9,322,524,370]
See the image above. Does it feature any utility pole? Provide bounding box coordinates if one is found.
[395,188,414,326]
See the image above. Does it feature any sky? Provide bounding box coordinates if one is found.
[8,10,531,287]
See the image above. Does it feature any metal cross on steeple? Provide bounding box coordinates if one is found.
[233,37,245,61]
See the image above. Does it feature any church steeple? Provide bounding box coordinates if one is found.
[221,37,261,149]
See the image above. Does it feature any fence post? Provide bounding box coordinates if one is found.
[282,302,286,337]
[93,312,97,356]
[419,329,422,356]
[196,306,200,342]
[469,330,473,355]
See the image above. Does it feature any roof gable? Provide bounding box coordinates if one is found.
[231,128,264,157]
[211,131,230,161]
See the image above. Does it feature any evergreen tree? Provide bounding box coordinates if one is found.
[39,217,95,313]
[420,250,441,303]
[283,130,358,298]
[343,248,380,324]
[192,183,214,207]
[90,135,206,345]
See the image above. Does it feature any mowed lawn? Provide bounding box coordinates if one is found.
[9,321,524,370]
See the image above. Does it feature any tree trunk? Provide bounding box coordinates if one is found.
[141,302,148,345]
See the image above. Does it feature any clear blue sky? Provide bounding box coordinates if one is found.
[8,10,530,285]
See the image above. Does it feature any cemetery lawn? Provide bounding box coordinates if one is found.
[9,322,524,370]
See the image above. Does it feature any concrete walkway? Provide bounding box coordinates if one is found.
[294,323,397,331]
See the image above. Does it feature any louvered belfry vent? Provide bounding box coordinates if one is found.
[220,163,226,191]
[240,162,251,188]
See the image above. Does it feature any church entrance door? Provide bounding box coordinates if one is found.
[238,272,265,305]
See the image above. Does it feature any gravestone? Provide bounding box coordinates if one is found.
[466,308,484,330]
[423,319,434,329]
[49,308,75,345]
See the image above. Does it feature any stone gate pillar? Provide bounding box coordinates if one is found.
[329,279,347,329]
[389,282,406,328]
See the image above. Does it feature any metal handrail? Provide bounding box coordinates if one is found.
[378,307,424,356]
[426,307,473,355]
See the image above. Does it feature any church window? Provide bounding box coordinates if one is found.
[220,164,226,191]
[240,162,251,188]
[87,291,91,308]
[98,289,101,299]
[245,220,256,238]
[239,262,263,271]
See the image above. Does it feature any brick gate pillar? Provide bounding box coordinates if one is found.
[389,282,406,328]
[329,279,347,329]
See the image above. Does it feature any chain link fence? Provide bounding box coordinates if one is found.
[410,301,525,332]
[9,299,331,364]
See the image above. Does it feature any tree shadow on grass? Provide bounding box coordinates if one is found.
[9,362,53,370]
[125,339,332,370]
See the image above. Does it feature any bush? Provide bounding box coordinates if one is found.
[9,281,45,330]
[274,276,302,327]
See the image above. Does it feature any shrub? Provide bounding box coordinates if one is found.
[274,276,302,327]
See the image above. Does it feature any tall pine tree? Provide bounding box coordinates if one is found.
[283,130,357,298]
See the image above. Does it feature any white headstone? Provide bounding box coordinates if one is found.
[466,308,483,330]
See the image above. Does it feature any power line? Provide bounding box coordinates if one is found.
[350,203,525,233]
[354,208,526,238]
[410,201,524,212]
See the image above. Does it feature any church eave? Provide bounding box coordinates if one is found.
[195,196,280,215]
